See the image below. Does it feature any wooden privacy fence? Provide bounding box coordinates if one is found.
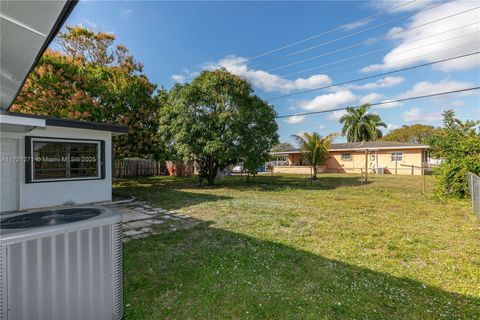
[467,172,480,219]
[114,158,164,178]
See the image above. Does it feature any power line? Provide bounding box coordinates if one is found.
[253,1,448,69]
[265,5,479,72]
[281,22,480,78]
[276,86,480,119]
[312,42,479,85]
[267,51,480,101]
[285,2,446,58]
[248,0,418,61]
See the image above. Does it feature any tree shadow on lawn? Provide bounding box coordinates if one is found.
[114,174,371,196]
[114,187,232,211]
[123,217,479,320]
[223,174,372,191]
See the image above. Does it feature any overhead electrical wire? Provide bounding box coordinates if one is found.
[275,86,480,119]
[267,51,480,101]
[281,26,480,78]
[247,0,419,61]
[265,5,480,72]
[252,1,448,68]
[284,2,446,58]
[310,42,480,86]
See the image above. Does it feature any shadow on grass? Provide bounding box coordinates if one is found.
[123,216,480,319]
[114,174,371,195]
[113,187,231,211]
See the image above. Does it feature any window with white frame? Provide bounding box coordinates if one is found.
[25,137,105,183]
[341,153,352,160]
[391,152,403,161]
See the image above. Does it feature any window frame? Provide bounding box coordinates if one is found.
[391,152,403,162]
[341,153,352,161]
[25,136,105,183]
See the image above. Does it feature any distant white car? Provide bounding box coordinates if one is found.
[232,165,244,173]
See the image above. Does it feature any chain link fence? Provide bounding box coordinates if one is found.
[467,172,480,219]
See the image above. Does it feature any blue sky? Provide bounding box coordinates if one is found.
[65,0,479,144]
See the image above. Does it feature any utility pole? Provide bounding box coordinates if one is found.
[364,149,368,182]
[395,153,398,175]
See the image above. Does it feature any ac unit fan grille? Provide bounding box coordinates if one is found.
[0,208,102,229]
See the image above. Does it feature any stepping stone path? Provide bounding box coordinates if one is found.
[104,200,199,242]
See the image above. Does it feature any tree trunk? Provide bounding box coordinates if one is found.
[207,175,215,186]
[312,166,318,181]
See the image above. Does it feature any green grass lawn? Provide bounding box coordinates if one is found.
[114,174,480,319]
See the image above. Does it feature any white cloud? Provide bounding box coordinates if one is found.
[362,1,480,73]
[370,0,434,12]
[83,19,98,29]
[299,90,357,112]
[376,99,403,108]
[397,79,475,99]
[451,100,465,106]
[122,9,132,17]
[341,18,372,31]
[171,74,187,83]
[318,124,326,130]
[403,108,443,123]
[352,77,405,90]
[386,123,399,131]
[284,115,306,124]
[203,55,331,93]
[360,92,384,104]
[329,110,348,120]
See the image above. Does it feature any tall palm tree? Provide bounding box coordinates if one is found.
[340,104,386,142]
[291,132,335,180]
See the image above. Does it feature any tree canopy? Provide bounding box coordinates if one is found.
[428,110,480,198]
[381,124,442,144]
[161,69,278,185]
[11,26,163,160]
[339,104,386,142]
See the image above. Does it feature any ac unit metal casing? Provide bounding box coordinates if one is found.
[0,206,123,320]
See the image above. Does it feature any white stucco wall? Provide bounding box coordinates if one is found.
[1,125,112,210]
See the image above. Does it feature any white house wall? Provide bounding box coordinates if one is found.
[1,126,112,210]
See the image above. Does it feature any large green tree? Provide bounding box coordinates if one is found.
[340,104,386,142]
[291,132,334,180]
[381,124,442,144]
[428,110,480,198]
[10,26,163,160]
[161,69,278,185]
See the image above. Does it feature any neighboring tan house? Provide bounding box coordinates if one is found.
[270,141,430,176]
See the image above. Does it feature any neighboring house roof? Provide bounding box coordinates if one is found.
[271,141,429,155]
[329,141,430,151]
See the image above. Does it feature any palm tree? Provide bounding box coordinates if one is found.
[339,104,386,142]
[291,132,335,180]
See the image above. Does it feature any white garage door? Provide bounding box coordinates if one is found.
[1,138,19,212]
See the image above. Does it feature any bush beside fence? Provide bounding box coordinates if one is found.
[467,172,480,219]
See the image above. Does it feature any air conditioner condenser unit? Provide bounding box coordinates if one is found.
[0,206,123,320]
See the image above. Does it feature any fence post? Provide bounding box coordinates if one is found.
[467,172,480,219]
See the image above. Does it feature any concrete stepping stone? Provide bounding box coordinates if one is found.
[122,212,152,223]
[124,229,145,237]
[125,220,151,229]
[131,234,149,240]
[144,219,165,225]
